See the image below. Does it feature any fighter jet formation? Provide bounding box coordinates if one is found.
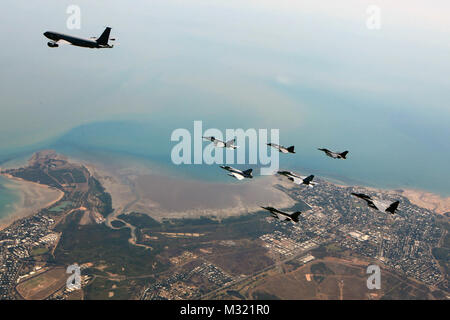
[204,137,399,218]
[44,27,115,48]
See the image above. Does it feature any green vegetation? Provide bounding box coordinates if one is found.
[252,291,280,300]
[54,211,168,276]
[8,168,62,189]
[124,214,276,251]
[226,290,245,299]
[325,243,344,253]
[118,212,161,228]
[48,169,86,184]
[87,177,113,218]
[110,220,126,228]
[310,244,345,259]
[31,247,49,256]
[433,219,450,282]
[310,262,334,283]
[49,201,72,212]
[285,260,302,270]
[432,247,449,261]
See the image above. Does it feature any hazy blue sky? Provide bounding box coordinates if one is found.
[0,0,449,194]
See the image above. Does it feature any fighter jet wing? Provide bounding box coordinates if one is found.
[366,200,378,210]
[329,152,339,158]
[372,200,389,212]
[213,140,226,148]
[225,138,237,148]
[319,148,331,156]
[288,176,304,185]
[268,143,281,151]
[228,172,245,180]
[352,193,372,201]
[271,213,280,219]
[286,171,303,179]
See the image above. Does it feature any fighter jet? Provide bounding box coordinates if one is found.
[277,171,317,187]
[43,27,115,48]
[351,193,400,214]
[220,166,253,180]
[260,206,302,223]
[267,143,295,154]
[318,148,349,159]
[203,136,237,149]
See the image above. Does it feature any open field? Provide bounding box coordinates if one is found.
[16,267,67,300]
[214,257,434,300]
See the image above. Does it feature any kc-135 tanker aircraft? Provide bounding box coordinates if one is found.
[43,27,115,48]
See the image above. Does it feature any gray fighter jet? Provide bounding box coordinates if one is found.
[318,148,349,159]
[351,193,400,214]
[267,143,295,154]
[203,136,237,149]
[220,166,253,180]
[260,206,302,223]
[277,171,317,187]
[44,27,115,48]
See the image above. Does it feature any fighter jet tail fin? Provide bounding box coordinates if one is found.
[225,138,236,148]
[243,169,253,177]
[386,201,400,214]
[304,175,314,184]
[290,211,301,222]
[97,27,111,45]
[287,146,295,153]
[340,151,349,159]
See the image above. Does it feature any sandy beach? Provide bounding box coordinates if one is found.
[0,174,64,231]
[83,159,295,222]
[79,155,450,223]
[400,189,450,215]
[317,177,450,216]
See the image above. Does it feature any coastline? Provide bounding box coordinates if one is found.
[57,148,450,217]
[0,173,64,231]
[82,158,296,222]
[400,189,450,215]
[307,173,450,215]
[1,152,448,233]
[81,156,450,218]
[86,157,450,222]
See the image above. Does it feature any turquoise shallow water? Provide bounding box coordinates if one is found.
[0,176,20,222]
[49,119,450,197]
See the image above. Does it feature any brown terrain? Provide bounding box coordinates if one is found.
[401,189,450,215]
[16,267,67,300]
[212,256,435,300]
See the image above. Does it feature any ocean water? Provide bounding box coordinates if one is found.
[49,118,450,196]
